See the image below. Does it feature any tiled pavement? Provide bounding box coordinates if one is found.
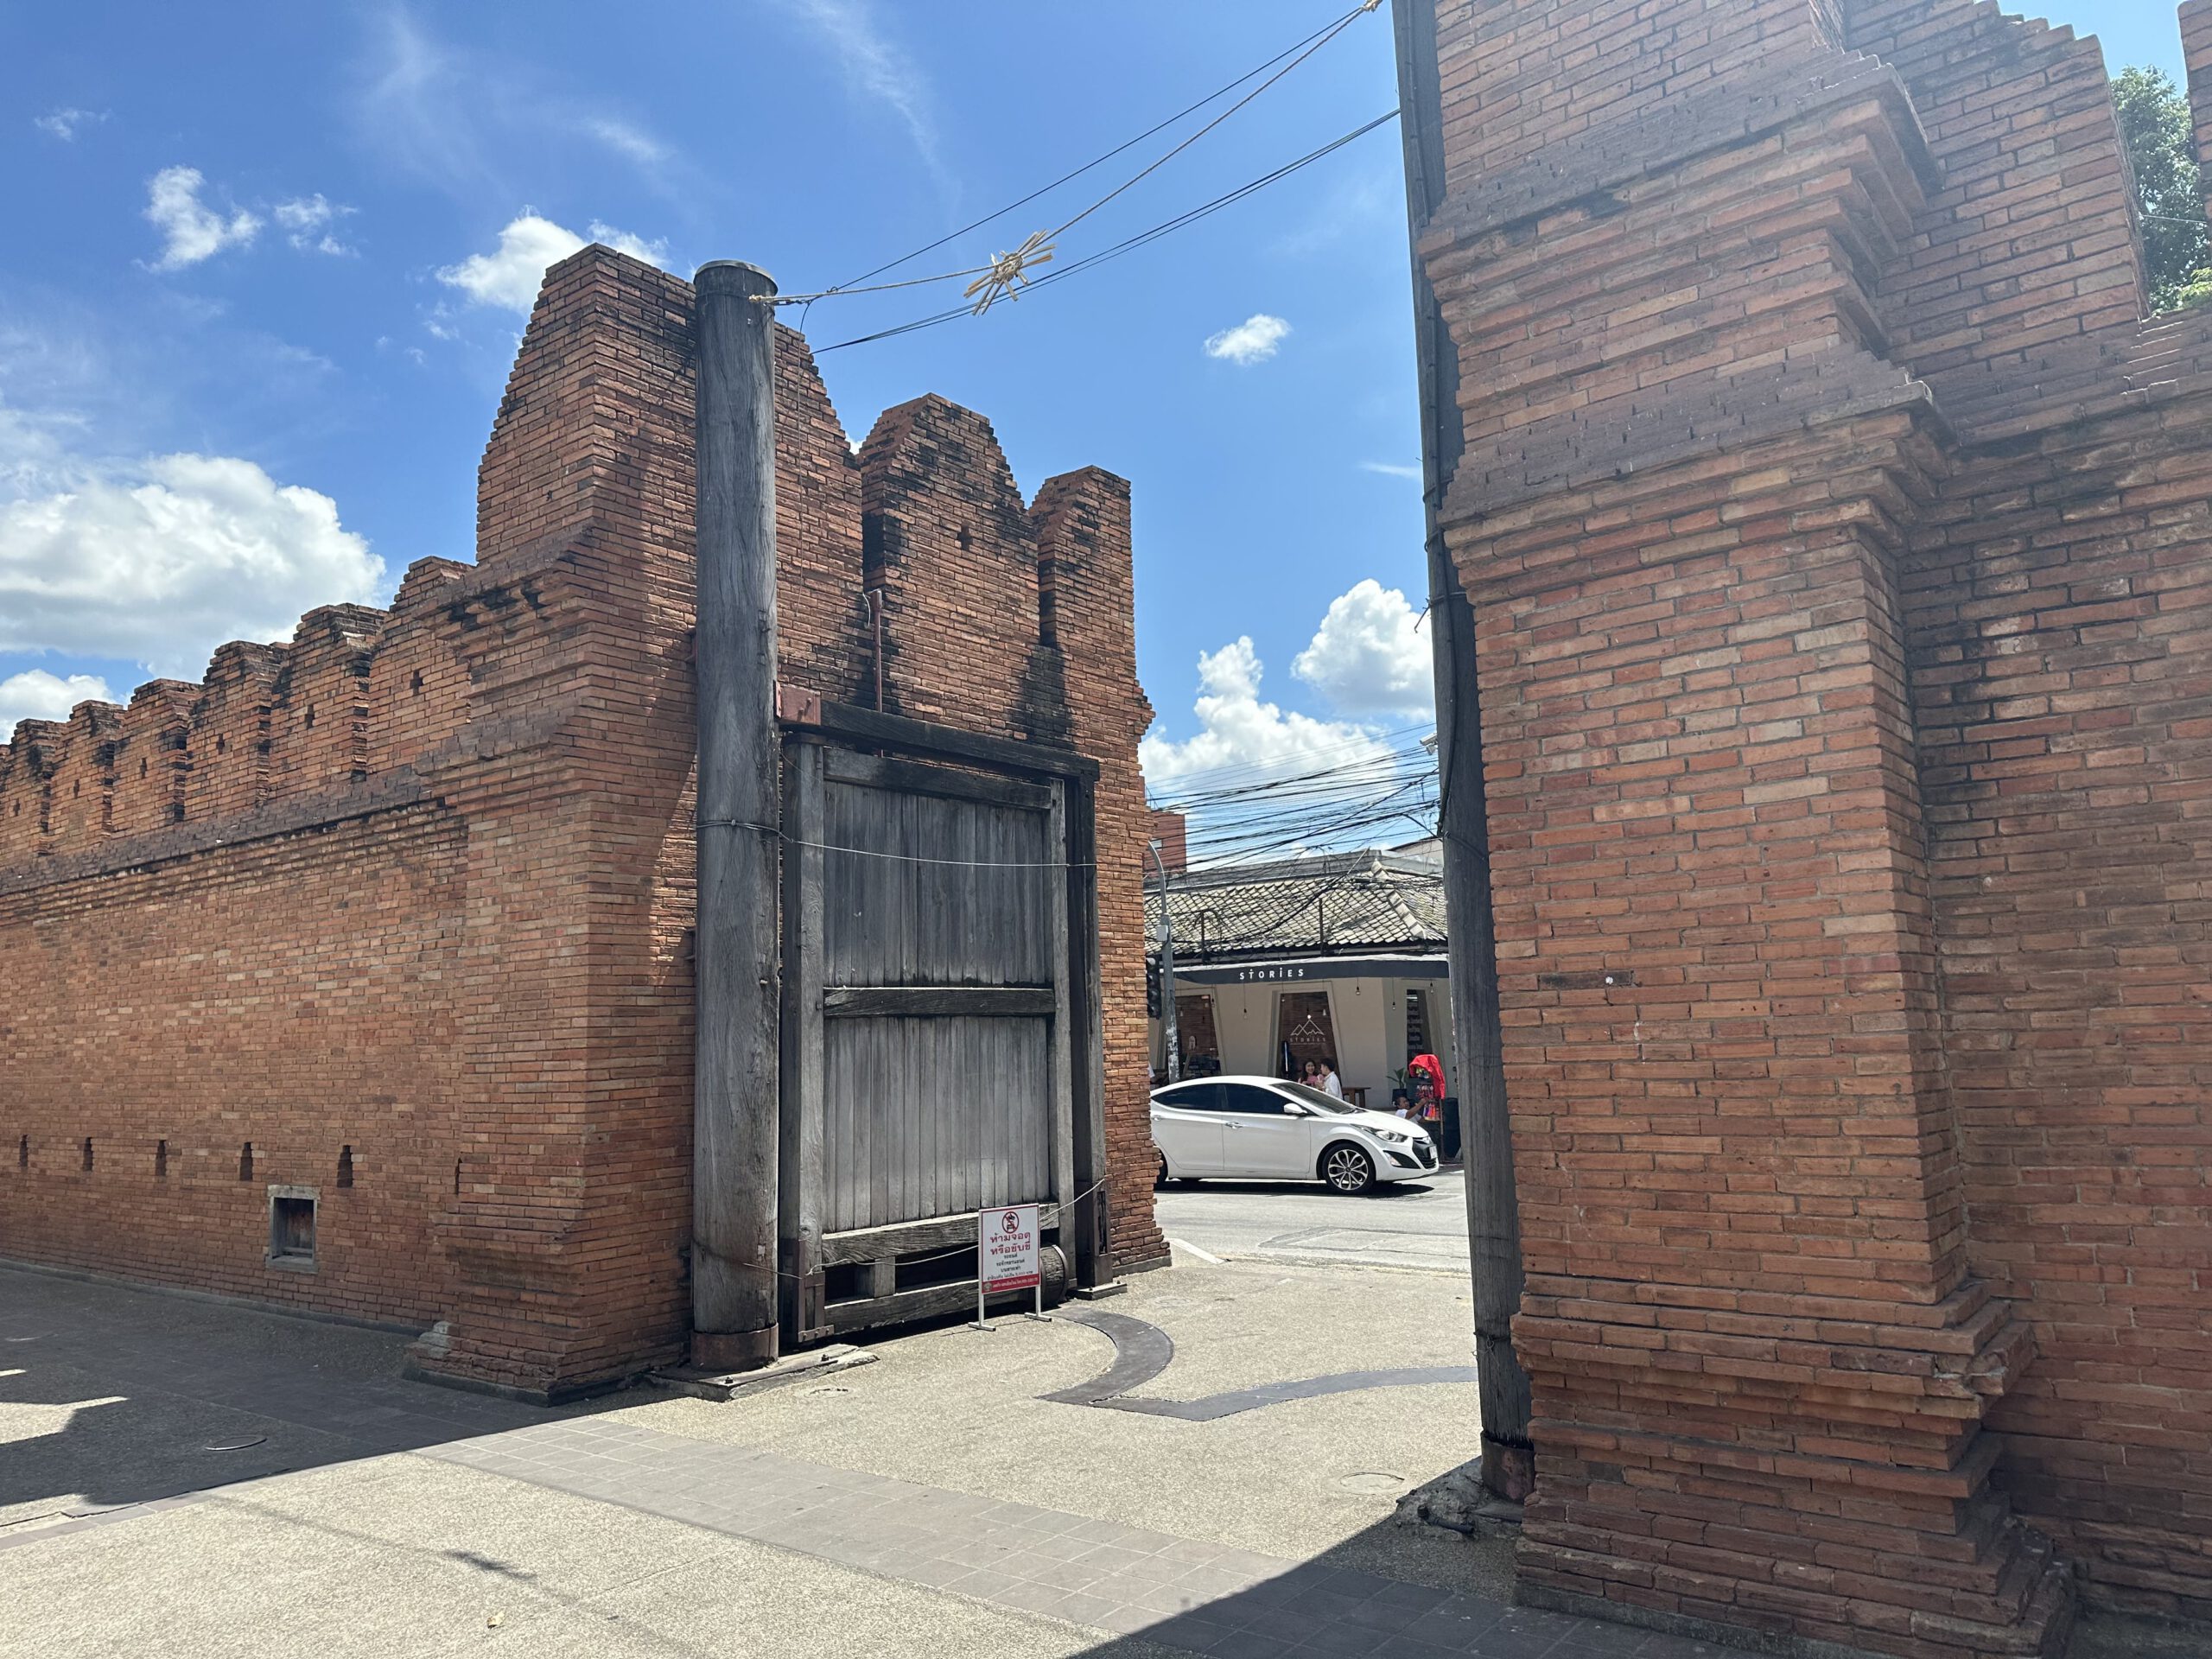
[426,1417,1727,1659]
[7,1263,1718,1656]
[1,1263,559,1541]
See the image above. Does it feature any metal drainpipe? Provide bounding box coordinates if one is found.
[867,588,886,711]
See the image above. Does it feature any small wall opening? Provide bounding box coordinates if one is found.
[239,1141,253,1181]
[337,1145,354,1188]
[267,1187,317,1269]
[17,1135,27,1168]
[156,1139,168,1179]
[81,1136,92,1173]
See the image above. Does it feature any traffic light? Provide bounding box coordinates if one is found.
[1146,955,1161,1019]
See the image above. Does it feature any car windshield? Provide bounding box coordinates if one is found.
[1279,1081,1358,1114]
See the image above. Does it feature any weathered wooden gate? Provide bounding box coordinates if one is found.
[776,697,1104,1342]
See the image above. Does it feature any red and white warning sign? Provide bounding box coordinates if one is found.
[978,1203,1040,1294]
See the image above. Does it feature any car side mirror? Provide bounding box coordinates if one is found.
[1281,1101,1309,1117]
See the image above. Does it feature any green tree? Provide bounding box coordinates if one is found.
[2114,66,2211,313]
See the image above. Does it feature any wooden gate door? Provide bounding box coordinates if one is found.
[779,734,1079,1339]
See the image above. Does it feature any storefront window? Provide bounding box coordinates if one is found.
[1275,989,1337,1079]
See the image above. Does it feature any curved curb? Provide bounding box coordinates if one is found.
[1045,1306,1473,1421]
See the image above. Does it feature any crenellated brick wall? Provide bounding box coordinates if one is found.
[0,244,1163,1395]
[1422,0,2212,1652]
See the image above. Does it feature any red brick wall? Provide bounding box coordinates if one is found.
[1904,405,2212,1623]
[0,244,1163,1390]
[1423,0,2212,1647]
[1033,467,1167,1270]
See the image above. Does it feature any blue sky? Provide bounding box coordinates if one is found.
[0,1,2191,784]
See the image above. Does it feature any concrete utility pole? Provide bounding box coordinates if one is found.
[1389,0,1535,1501]
[691,260,782,1372]
[1148,840,1179,1085]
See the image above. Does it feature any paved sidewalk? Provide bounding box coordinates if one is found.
[427,1414,1718,1658]
[2,1257,1707,1658]
[1,1262,569,1538]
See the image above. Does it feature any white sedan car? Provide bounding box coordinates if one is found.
[1150,1075,1439,1194]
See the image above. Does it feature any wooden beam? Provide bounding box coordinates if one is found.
[823,749,1056,813]
[822,986,1058,1019]
[820,1204,1059,1268]
[691,257,782,1372]
[785,698,1101,783]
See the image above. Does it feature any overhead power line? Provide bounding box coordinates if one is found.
[815,108,1400,354]
[778,0,1388,314]
[1147,721,1434,798]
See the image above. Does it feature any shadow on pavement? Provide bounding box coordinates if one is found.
[1064,1512,1703,1659]
[0,1263,619,1535]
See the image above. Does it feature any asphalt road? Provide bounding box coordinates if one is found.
[1151,1168,1472,1276]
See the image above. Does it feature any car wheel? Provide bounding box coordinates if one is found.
[1156,1154,1169,1188]
[1322,1143,1376,1195]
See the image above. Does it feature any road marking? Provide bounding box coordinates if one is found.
[1166,1236,1224,1264]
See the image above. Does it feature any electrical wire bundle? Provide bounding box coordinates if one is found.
[1147,724,1440,870]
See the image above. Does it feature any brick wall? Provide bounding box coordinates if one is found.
[1422,0,2212,1649]
[0,244,1163,1392]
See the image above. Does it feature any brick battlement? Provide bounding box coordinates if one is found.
[1,259,1156,910]
[0,244,1164,1390]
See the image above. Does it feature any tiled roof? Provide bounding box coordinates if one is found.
[1143,849,1446,962]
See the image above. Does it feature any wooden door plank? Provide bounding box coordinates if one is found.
[823,748,1057,812]
[820,1204,1059,1268]
[822,986,1060,1018]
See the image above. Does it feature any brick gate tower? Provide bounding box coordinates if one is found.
[1414,1,2212,1653]
[0,248,1169,1397]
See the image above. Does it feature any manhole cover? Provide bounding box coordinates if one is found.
[202,1436,268,1452]
[1338,1471,1407,1496]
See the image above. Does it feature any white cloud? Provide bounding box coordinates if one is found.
[1204,315,1291,367]
[436,212,671,314]
[356,13,685,196]
[1140,638,1393,792]
[34,108,106,141]
[1293,580,1434,718]
[143,167,260,272]
[584,118,670,168]
[1360,461,1421,480]
[782,0,950,196]
[274,194,354,256]
[0,670,112,733]
[0,452,384,679]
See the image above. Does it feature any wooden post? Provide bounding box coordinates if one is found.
[1064,773,1111,1290]
[691,259,781,1372]
[1148,839,1179,1084]
[1389,0,1535,1501]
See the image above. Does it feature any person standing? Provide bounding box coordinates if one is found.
[1319,1057,1344,1100]
[1407,1049,1446,1103]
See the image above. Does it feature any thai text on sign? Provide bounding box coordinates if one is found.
[979,1204,1040,1294]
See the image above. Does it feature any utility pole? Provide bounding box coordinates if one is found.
[691,260,782,1373]
[1389,0,1535,1502]
[1148,839,1179,1085]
